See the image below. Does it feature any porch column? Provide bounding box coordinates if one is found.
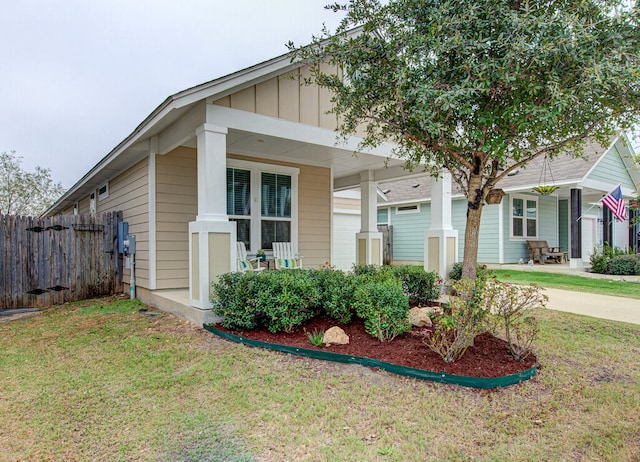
[425,171,458,278]
[570,188,583,268]
[189,124,236,310]
[356,171,383,266]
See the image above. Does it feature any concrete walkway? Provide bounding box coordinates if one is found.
[486,263,640,325]
[543,288,640,325]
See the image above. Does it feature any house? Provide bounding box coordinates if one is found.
[44,52,427,324]
[332,136,639,271]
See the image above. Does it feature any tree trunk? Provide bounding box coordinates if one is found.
[461,172,486,280]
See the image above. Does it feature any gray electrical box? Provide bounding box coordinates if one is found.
[123,234,136,255]
[118,221,129,254]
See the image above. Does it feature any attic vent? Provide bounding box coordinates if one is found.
[396,204,420,214]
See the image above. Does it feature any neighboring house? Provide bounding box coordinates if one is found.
[333,137,639,270]
[44,52,424,324]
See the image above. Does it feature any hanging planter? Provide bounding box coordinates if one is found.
[486,188,505,204]
[533,155,558,196]
[532,185,559,195]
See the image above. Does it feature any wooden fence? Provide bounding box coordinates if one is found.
[0,212,123,309]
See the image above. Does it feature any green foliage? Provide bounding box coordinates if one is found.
[313,269,356,324]
[424,277,490,363]
[485,281,547,361]
[590,245,640,275]
[353,278,411,342]
[389,265,441,305]
[305,328,325,347]
[256,271,322,333]
[448,262,492,281]
[291,0,640,280]
[211,272,263,331]
[607,255,640,276]
[0,151,66,216]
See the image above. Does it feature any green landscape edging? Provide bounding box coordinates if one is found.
[203,324,537,389]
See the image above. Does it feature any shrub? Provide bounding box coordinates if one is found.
[313,269,356,324]
[607,254,640,275]
[390,265,441,305]
[423,277,490,363]
[590,251,609,274]
[353,278,411,342]
[485,280,547,361]
[211,272,263,330]
[351,263,381,277]
[257,271,322,333]
[448,262,492,281]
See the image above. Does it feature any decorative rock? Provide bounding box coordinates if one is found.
[408,307,433,327]
[323,326,349,345]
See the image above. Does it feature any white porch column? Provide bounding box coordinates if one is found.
[189,124,236,310]
[356,171,383,266]
[425,171,458,278]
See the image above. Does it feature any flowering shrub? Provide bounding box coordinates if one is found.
[423,277,490,363]
[485,281,547,361]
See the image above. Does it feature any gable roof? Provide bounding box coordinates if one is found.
[377,137,638,206]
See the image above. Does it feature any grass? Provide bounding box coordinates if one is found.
[1,295,640,460]
[493,269,640,299]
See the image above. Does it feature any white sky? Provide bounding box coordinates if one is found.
[0,0,344,188]
[2,2,638,191]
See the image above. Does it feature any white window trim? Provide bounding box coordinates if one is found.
[227,159,299,253]
[73,201,79,215]
[98,182,109,201]
[510,194,538,239]
[396,204,420,215]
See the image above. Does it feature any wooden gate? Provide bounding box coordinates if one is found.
[377,224,393,266]
[0,212,123,309]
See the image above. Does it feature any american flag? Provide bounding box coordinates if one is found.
[602,185,627,222]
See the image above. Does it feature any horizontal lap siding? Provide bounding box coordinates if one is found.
[588,145,636,190]
[477,204,500,263]
[84,158,150,289]
[155,147,197,289]
[390,205,430,262]
[298,165,331,267]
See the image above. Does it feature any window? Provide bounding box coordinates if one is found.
[511,196,537,238]
[98,183,109,201]
[73,202,79,215]
[226,160,298,253]
[396,204,420,214]
[227,168,251,249]
[89,192,96,215]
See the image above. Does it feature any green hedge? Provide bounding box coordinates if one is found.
[211,265,441,339]
[589,246,640,275]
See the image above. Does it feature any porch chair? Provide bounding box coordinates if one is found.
[272,242,303,269]
[526,240,566,264]
[236,242,265,272]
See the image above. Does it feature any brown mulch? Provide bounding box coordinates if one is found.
[214,316,537,378]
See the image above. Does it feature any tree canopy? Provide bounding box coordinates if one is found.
[290,0,640,278]
[0,151,66,217]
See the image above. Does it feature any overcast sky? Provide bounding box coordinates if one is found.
[2,2,639,190]
[0,0,344,188]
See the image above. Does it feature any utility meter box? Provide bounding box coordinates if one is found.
[118,221,129,254]
[123,234,136,255]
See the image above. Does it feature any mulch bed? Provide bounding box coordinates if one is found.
[214,316,537,378]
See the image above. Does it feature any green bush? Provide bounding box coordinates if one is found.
[590,252,609,274]
[606,254,640,275]
[211,272,263,330]
[313,269,356,324]
[353,278,411,342]
[448,262,492,280]
[257,271,322,333]
[390,265,441,305]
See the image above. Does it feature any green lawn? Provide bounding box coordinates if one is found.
[1,296,639,461]
[493,269,640,299]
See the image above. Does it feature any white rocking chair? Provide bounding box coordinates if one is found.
[272,242,303,269]
[236,242,265,272]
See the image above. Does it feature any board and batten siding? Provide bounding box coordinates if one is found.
[155,147,197,290]
[588,144,636,190]
[214,65,341,132]
[97,158,150,288]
